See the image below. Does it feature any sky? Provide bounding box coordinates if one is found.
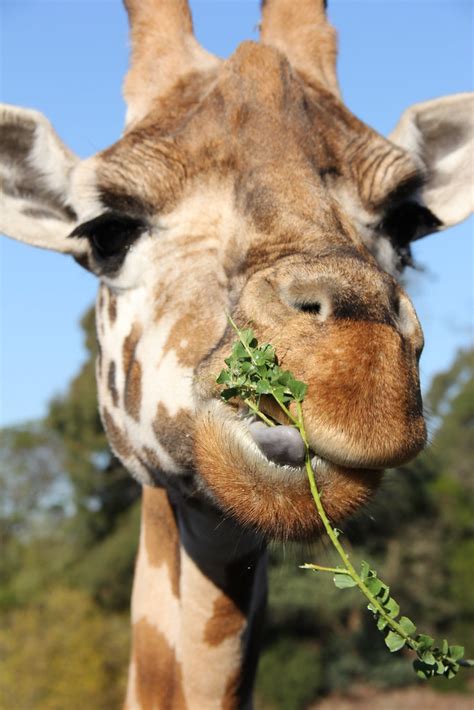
[0,0,473,427]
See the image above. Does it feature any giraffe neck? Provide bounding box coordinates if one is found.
[125,486,267,709]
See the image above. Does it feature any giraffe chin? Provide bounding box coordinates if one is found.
[194,400,382,541]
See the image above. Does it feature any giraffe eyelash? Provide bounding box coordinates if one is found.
[70,211,147,262]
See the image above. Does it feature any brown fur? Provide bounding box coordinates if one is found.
[108,291,118,324]
[153,404,194,467]
[131,618,187,710]
[102,407,133,462]
[203,593,246,647]
[107,360,119,407]
[261,0,339,97]
[221,670,242,710]
[142,487,180,599]
[123,324,143,421]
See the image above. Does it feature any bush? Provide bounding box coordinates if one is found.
[256,637,323,710]
[0,587,129,710]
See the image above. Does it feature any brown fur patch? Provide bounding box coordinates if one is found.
[124,358,142,421]
[221,669,242,710]
[142,486,181,599]
[123,324,142,421]
[108,291,117,324]
[102,408,133,462]
[132,617,187,710]
[164,303,223,368]
[203,593,246,647]
[107,361,119,407]
[153,403,194,467]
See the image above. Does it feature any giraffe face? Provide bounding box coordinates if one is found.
[66,42,432,539]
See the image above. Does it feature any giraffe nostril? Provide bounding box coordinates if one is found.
[298,301,321,315]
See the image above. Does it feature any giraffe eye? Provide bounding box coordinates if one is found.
[70,212,146,261]
[380,202,441,247]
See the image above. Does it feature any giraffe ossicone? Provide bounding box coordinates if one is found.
[1,0,473,706]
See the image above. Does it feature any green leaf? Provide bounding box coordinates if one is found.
[377,616,388,631]
[414,660,435,679]
[399,616,417,636]
[276,370,292,386]
[446,665,459,680]
[239,328,255,346]
[384,597,400,619]
[216,370,230,384]
[385,631,406,653]
[255,381,272,394]
[333,573,357,589]
[272,385,290,403]
[449,645,465,662]
[365,576,383,595]
[233,342,249,359]
[288,379,308,401]
[360,561,370,581]
[420,650,436,665]
[442,639,449,655]
[417,634,434,651]
[253,350,269,366]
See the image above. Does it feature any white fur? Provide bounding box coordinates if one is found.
[389,93,474,227]
[131,526,181,646]
[180,549,246,710]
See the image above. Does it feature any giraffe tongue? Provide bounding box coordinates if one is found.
[248,421,306,466]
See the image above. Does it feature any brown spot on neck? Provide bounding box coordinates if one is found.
[132,617,187,710]
[108,292,117,323]
[203,593,246,647]
[142,486,181,599]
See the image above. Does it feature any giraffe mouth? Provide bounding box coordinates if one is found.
[212,400,326,477]
[245,414,308,467]
[194,399,381,540]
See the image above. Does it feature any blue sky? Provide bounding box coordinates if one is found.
[0,0,473,427]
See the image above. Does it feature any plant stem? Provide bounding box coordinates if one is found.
[271,396,300,427]
[244,398,277,428]
[301,564,350,574]
[294,404,415,647]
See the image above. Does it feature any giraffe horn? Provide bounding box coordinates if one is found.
[123,0,219,127]
[260,0,340,97]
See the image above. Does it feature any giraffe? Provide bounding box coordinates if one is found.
[1,0,473,707]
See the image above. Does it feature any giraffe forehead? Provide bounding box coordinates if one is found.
[67,49,422,262]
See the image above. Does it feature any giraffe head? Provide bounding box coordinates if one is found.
[1,0,472,540]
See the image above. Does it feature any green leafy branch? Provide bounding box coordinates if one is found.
[217,319,473,680]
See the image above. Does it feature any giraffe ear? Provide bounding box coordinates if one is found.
[0,104,86,257]
[389,93,474,231]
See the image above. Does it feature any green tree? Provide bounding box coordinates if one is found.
[47,308,140,546]
[0,587,129,710]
